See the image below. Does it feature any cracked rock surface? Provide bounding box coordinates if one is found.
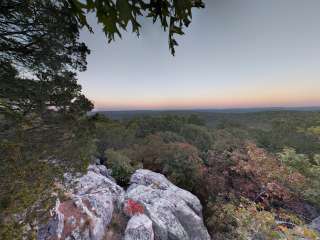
[38,165,124,240]
[125,169,210,240]
[38,166,210,240]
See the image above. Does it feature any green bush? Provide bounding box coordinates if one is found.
[279,148,320,207]
[161,142,204,191]
[205,198,319,240]
[122,135,204,191]
[105,149,139,186]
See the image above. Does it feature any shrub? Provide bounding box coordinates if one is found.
[161,142,204,191]
[205,198,319,240]
[123,135,204,192]
[105,149,139,186]
[228,143,311,214]
[201,143,313,217]
[279,148,320,207]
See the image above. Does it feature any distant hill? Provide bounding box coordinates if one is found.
[90,106,320,119]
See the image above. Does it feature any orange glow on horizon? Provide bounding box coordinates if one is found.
[89,79,320,110]
[92,95,320,110]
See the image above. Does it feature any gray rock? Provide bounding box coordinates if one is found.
[125,214,154,240]
[309,216,320,233]
[38,165,124,240]
[38,199,65,240]
[95,158,101,165]
[39,166,211,240]
[125,169,210,240]
[87,164,114,181]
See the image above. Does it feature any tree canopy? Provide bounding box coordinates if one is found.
[0,0,89,74]
[69,0,205,55]
[1,0,205,116]
[0,0,93,117]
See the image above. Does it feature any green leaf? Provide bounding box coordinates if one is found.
[116,0,132,25]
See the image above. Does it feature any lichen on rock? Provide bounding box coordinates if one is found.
[38,165,125,240]
[38,166,210,240]
[125,169,211,240]
[124,214,154,240]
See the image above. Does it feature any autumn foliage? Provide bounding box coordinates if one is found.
[93,114,320,239]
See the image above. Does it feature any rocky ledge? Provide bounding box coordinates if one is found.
[38,165,210,240]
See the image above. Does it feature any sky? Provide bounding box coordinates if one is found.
[79,0,320,111]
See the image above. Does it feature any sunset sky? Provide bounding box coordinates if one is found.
[78,0,320,110]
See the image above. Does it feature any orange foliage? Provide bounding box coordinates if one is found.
[229,143,312,216]
[200,142,314,218]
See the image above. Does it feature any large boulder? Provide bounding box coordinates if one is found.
[38,165,125,240]
[124,214,154,240]
[38,166,210,240]
[124,169,210,240]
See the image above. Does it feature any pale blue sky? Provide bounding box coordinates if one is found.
[79,0,320,110]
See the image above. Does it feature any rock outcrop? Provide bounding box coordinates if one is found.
[124,169,211,240]
[38,165,124,240]
[38,166,210,240]
[124,214,154,240]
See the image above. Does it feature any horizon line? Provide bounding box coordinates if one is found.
[91,105,320,112]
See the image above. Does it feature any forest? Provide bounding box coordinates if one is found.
[3,106,320,238]
[92,110,320,239]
